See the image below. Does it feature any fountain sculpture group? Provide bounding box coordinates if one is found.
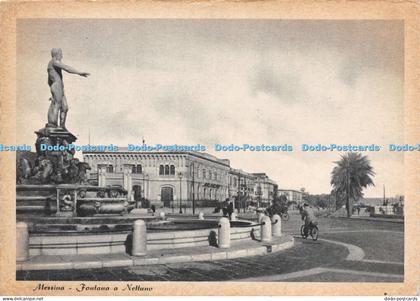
[16,48,133,218]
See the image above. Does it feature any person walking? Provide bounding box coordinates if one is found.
[300,203,317,237]
[227,202,234,219]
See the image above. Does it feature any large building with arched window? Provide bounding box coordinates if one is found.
[83,148,277,209]
[84,148,232,208]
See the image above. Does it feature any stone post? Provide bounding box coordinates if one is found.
[261,215,272,243]
[123,166,132,196]
[132,220,146,256]
[98,166,107,187]
[272,214,282,237]
[230,212,237,221]
[218,217,230,248]
[258,212,265,223]
[198,212,204,220]
[16,222,29,261]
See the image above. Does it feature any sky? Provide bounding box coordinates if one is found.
[16,19,404,197]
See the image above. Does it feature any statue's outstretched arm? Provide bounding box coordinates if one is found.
[53,61,90,77]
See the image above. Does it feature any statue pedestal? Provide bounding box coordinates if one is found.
[28,125,80,185]
[35,126,77,145]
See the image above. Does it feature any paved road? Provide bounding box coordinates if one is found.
[17,213,404,282]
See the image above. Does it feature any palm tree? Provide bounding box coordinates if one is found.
[330,152,375,217]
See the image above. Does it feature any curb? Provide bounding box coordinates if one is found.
[17,235,294,271]
[329,216,404,224]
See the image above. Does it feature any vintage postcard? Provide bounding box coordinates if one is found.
[0,0,419,297]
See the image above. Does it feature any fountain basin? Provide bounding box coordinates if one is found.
[25,218,261,256]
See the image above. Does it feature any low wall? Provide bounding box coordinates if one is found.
[28,220,261,256]
[146,226,260,251]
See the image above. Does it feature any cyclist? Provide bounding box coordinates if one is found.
[300,203,317,237]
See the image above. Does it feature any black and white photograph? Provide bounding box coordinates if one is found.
[13,18,406,283]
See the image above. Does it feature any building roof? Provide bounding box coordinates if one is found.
[252,173,268,177]
[83,148,277,186]
[253,173,276,185]
[229,168,256,179]
[278,189,304,194]
[83,148,230,167]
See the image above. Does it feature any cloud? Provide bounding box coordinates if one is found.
[16,20,404,197]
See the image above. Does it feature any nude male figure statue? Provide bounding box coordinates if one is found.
[47,48,90,129]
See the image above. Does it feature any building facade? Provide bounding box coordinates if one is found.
[277,189,304,204]
[83,149,231,208]
[83,148,277,209]
[228,169,256,210]
[252,173,277,206]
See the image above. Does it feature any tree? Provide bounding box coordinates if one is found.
[266,194,288,216]
[330,152,375,217]
[304,193,330,209]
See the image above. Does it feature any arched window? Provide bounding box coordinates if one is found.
[131,164,142,174]
[165,165,170,175]
[170,165,175,175]
[159,165,164,175]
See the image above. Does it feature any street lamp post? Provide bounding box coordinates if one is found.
[142,173,146,201]
[178,172,183,214]
[241,183,247,213]
[191,163,195,215]
[244,190,247,213]
[237,175,240,212]
[143,174,149,201]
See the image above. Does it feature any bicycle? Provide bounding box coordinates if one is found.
[300,222,319,241]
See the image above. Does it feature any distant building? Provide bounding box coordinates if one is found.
[228,168,256,210]
[252,173,277,206]
[277,189,304,204]
[359,197,402,207]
